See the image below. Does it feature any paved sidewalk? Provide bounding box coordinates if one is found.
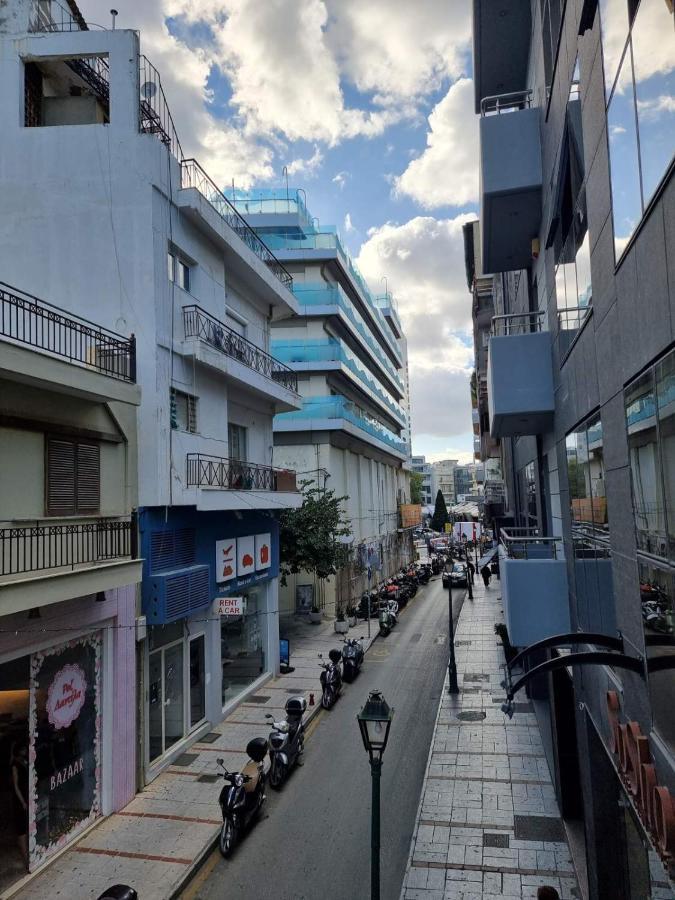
[10,613,379,900]
[400,579,580,900]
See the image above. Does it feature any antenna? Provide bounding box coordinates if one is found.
[110,9,118,29]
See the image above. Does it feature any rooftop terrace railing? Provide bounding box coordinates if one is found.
[139,55,183,161]
[28,0,89,32]
[181,160,293,292]
[0,281,136,382]
[183,304,298,393]
[500,527,563,560]
[491,311,545,336]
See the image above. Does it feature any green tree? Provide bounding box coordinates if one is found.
[431,489,449,532]
[279,480,352,584]
[410,471,425,505]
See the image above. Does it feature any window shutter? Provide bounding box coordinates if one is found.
[47,439,76,515]
[76,443,100,512]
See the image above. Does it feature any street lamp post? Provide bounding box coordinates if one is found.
[447,576,459,694]
[357,690,394,900]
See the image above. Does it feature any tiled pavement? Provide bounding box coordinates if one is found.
[10,614,379,900]
[400,579,581,900]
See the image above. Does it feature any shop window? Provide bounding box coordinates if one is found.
[170,388,197,433]
[23,57,109,127]
[625,348,674,560]
[46,438,100,516]
[168,251,191,293]
[221,588,265,707]
[601,0,675,255]
[640,559,675,755]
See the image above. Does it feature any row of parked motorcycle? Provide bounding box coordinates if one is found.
[214,560,440,857]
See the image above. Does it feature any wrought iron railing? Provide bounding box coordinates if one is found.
[500,527,563,560]
[182,305,298,393]
[139,55,183,161]
[0,281,136,382]
[186,454,297,492]
[180,160,293,291]
[28,0,88,32]
[0,518,134,577]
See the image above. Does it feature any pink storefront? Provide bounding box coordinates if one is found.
[0,587,137,893]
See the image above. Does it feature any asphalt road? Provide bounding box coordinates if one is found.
[182,575,466,900]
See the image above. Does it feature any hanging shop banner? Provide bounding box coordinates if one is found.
[214,596,246,617]
[29,632,101,871]
[255,533,271,571]
[237,535,256,577]
[215,540,237,584]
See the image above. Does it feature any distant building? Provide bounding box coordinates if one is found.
[431,459,458,508]
[411,455,433,505]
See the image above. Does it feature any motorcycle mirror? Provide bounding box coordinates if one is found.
[318,653,323,658]
[265,713,273,719]
[216,757,224,766]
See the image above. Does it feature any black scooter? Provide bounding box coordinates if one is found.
[319,648,343,708]
[342,636,365,682]
[217,738,268,857]
[265,695,307,789]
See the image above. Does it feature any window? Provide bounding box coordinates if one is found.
[46,437,100,516]
[228,423,247,461]
[170,389,197,433]
[540,0,565,99]
[168,251,191,292]
[225,311,247,338]
[23,57,109,127]
[625,347,675,560]
[640,558,675,754]
[601,0,675,255]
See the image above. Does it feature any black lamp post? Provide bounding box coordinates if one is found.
[464,541,473,600]
[357,690,394,900]
[447,576,459,694]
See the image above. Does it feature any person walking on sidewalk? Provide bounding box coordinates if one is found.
[467,559,475,583]
[480,564,491,588]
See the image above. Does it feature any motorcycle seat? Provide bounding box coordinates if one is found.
[242,760,261,793]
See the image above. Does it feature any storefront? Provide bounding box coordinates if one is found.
[0,587,136,895]
[140,508,281,780]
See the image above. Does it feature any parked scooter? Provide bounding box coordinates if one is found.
[379,600,396,636]
[217,737,268,857]
[319,648,343,708]
[342,635,365,682]
[265,695,307,789]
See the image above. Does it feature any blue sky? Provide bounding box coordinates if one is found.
[84,0,481,462]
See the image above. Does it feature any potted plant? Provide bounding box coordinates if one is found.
[309,604,322,624]
[347,605,358,628]
[334,610,349,634]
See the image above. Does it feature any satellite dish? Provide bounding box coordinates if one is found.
[141,81,157,100]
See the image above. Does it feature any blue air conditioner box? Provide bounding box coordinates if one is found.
[144,564,210,625]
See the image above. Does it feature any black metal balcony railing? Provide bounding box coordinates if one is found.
[28,0,88,32]
[186,454,298,492]
[139,55,183,161]
[183,304,298,393]
[0,281,136,382]
[0,518,134,577]
[180,160,293,292]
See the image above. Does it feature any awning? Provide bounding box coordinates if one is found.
[477,546,498,569]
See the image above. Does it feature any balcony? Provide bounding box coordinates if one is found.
[271,338,406,427]
[557,305,592,361]
[182,305,301,411]
[488,313,554,437]
[473,0,532,114]
[178,160,295,305]
[0,517,141,615]
[185,454,301,513]
[274,396,406,459]
[479,91,542,272]
[499,528,570,647]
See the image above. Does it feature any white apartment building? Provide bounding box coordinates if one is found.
[231,190,413,616]
[0,0,302,804]
[411,455,433,506]
[431,459,458,508]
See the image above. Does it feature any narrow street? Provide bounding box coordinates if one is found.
[182,575,467,900]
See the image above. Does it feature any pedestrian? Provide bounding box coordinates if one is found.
[537,888,560,900]
[10,740,29,865]
[491,558,500,581]
[467,559,475,583]
[480,564,491,588]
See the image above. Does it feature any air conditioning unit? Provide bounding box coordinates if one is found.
[143,564,210,625]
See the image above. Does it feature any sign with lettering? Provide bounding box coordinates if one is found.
[237,535,255,577]
[214,596,246,617]
[255,533,271,571]
[215,540,236,583]
[46,664,86,730]
[606,691,675,877]
[50,757,84,791]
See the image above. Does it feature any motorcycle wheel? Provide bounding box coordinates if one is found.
[321,690,332,709]
[219,817,237,858]
[297,732,305,759]
[269,757,285,790]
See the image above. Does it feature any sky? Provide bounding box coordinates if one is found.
[81,0,480,464]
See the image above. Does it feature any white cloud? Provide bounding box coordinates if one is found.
[332,171,349,189]
[394,78,478,209]
[636,95,675,120]
[425,448,475,465]
[286,146,324,177]
[344,212,355,233]
[602,2,674,95]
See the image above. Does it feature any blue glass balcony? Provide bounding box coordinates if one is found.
[274,396,406,455]
[271,338,406,425]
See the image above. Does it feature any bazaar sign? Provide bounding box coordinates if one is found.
[606,691,675,874]
[46,664,87,730]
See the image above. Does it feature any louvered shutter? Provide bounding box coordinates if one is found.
[76,443,100,512]
[47,439,76,515]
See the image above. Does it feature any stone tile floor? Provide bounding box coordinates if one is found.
[11,613,378,900]
[400,580,581,900]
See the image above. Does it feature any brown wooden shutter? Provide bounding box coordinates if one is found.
[47,439,76,515]
[76,443,100,513]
